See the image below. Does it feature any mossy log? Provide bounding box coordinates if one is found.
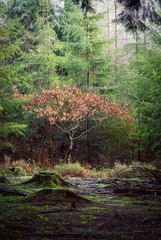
[0,188,28,196]
[22,172,77,188]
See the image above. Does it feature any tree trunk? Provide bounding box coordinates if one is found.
[48,121,52,159]
[114,0,118,49]
[135,30,139,54]
[86,118,90,162]
[30,121,35,157]
[67,137,73,163]
[87,69,90,89]
[107,0,110,40]
[86,22,90,159]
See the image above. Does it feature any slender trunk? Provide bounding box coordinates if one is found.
[48,121,52,159]
[138,149,141,162]
[107,0,110,40]
[86,19,90,89]
[87,70,90,89]
[86,118,90,162]
[86,16,90,160]
[135,30,139,54]
[107,0,110,53]
[86,69,90,160]
[67,137,73,163]
[30,121,35,158]
[114,0,117,49]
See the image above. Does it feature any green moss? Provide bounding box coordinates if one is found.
[2,167,27,177]
[20,172,77,189]
[0,175,10,184]
[25,188,92,207]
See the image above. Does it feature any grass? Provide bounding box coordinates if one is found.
[0,158,158,180]
[109,161,156,178]
[54,162,92,178]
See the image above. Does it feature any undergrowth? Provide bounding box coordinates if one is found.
[0,157,158,179]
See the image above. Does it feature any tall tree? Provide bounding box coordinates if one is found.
[6,0,63,91]
[71,0,96,15]
[55,1,112,160]
[56,3,111,90]
[115,0,161,31]
[0,2,27,156]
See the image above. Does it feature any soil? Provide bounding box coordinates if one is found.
[0,176,161,240]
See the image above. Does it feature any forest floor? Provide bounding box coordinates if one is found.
[0,176,161,240]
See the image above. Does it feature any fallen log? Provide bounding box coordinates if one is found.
[113,186,161,196]
[0,188,29,196]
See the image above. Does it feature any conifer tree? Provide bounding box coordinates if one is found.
[0,3,27,156]
[7,0,63,91]
[116,0,161,31]
[56,1,111,90]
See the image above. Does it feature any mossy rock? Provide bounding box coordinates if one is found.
[26,188,92,207]
[0,175,10,184]
[2,167,27,176]
[21,172,77,188]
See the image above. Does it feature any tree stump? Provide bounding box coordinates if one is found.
[22,172,76,188]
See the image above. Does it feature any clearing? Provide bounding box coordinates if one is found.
[0,174,161,240]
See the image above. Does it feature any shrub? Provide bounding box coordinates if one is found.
[54,162,109,178]
[54,162,84,177]
[109,161,156,178]
[109,162,130,178]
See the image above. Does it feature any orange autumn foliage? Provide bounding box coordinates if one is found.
[84,163,92,169]
[13,85,134,129]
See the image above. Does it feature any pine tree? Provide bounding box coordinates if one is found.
[55,2,111,90]
[115,0,161,31]
[7,0,63,91]
[0,3,27,156]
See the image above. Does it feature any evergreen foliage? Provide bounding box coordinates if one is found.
[116,0,161,31]
[133,45,161,159]
[55,3,111,89]
[0,0,160,164]
[0,3,27,155]
[6,0,63,91]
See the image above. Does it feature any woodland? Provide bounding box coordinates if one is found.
[0,0,161,167]
[0,0,161,239]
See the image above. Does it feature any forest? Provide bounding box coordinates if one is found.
[0,0,161,239]
[0,0,161,167]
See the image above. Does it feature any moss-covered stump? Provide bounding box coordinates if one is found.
[21,172,77,188]
[26,188,92,207]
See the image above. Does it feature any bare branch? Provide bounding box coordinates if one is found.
[73,117,108,140]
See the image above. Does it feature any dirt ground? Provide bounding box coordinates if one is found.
[0,177,161,240]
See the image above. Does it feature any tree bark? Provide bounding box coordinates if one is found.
[67,137,73,163]
[135,30,139,54]
[114,0,118,49]
[48,121,52,159]
[86,118,90,162]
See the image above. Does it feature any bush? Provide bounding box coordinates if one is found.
[109,161,155,178]
[54,162,84,177]
[54,162,110,178]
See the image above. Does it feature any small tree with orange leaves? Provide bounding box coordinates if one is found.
[13,85,134,162]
